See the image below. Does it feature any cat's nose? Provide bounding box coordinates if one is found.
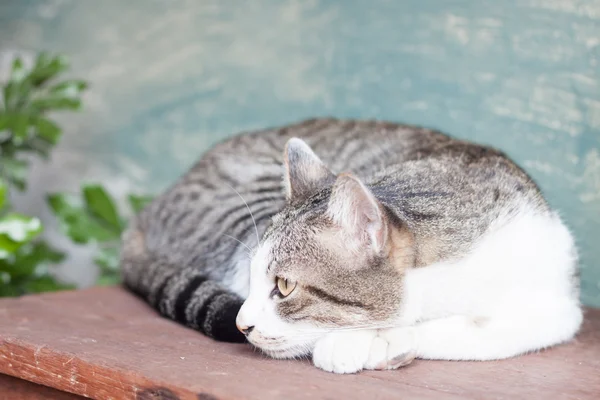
[236,301,256,335]
[236,323,254,336]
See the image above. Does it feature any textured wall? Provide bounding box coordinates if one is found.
[1,0,599,306]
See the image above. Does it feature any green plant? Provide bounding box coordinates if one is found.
[0,52,154,297]
[47,189,152,286]
[0,53,87,296]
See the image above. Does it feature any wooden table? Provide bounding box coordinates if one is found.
[0,287,598,399]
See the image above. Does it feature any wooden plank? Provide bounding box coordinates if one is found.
[0,287,598,400]
[0,373,85,399]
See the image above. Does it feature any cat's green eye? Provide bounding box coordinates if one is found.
[276,277,296,297]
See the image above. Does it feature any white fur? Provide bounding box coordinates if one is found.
[237,208,583,374]
[237,241,325,358]
[387,208,583,362]
[223,252,251,298]
[313,330,377,373]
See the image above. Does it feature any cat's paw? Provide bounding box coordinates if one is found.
[312,330,377,374]
[364,327,417,370]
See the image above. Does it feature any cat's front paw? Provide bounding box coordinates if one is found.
[312,330,376,374]
[365,327,417,370]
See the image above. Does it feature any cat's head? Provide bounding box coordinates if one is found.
[236,138,414,358]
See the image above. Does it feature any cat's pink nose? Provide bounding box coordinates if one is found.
[236,323,254,336]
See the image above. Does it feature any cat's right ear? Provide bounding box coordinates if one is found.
[283,138,335,203]
[327,173,388,255]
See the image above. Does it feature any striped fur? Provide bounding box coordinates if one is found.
[120,117,547,342]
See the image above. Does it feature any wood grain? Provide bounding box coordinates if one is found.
[0,373,85,400]
[0,287,599,400]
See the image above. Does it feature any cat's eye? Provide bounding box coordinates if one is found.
[275,277,296,297]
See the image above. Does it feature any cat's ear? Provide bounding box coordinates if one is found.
[283,138,335,202]
[327,173,387,254]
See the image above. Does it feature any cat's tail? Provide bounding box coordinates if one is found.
[119,226,246,343]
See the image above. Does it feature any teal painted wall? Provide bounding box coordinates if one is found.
[1,0,599,305]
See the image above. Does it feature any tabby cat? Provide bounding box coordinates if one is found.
[121,118,582,374]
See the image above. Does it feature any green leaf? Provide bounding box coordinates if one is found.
[1,158,28,191]
[33,52,52,69]
[96,271,120,287]
[0,213,43,242]
[30,96,81,112]
[28,241,65,263]
[94,246,120,273]
[128,194,154,214]
[0,112,32,142]
[0,113,9,130]
[10,58,26,82]
[47,193,120,244]
[23,275,74,293]
[29,54,69,87]
[83,185,122,232]
[4,58,32,110]
[2,83,14,110]
[9,113,30,143]
[0,241,65,279]
[0,213,42,259]
[34,117,62,144]
[19,137,54,159]
[0,179,6,210]
[95,245,121,287]
[0,114,10,141]
[49,80,88,97]
[47,193,80,216]
[0,235,20,259]
[0,282,21,297]
[2,81,32,112]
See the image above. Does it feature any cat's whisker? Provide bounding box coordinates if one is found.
[222,233,253,255]
[226,183,260,245]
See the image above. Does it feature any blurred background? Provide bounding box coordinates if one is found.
[0,0,599,306]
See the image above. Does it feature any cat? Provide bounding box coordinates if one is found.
[121,118,582,374]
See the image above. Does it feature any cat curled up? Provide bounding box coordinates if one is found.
[121,118,582,374]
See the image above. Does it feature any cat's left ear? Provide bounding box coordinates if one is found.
[283,138,335,202]
[327,173,387,254]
